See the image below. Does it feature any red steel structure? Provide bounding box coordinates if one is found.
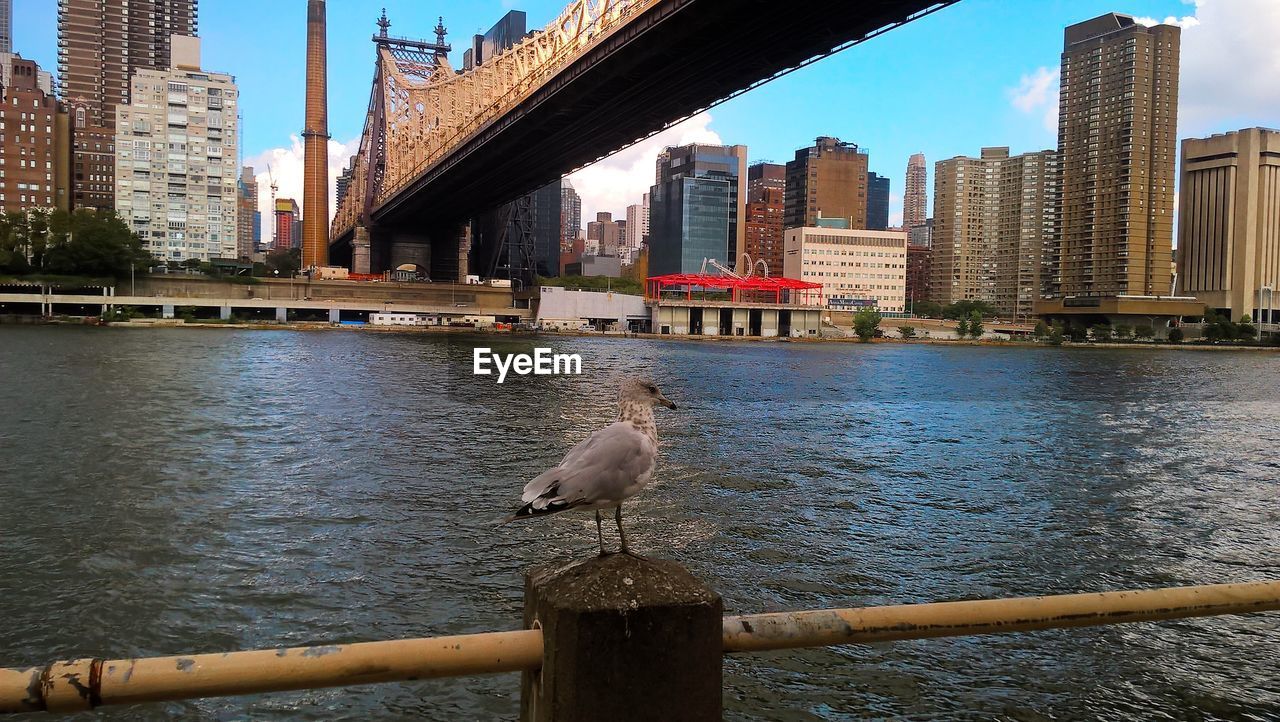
[646,274,823,306]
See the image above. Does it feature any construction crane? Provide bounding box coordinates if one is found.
[266,164,278,251]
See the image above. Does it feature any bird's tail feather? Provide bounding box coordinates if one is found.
[501,500,570,525]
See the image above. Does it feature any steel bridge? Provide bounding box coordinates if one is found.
[330,0,958,279]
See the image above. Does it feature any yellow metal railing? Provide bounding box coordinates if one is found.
[4,580,1278,714]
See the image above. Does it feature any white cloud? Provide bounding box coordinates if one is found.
[1009,1,1280,143]
[568,112,721,225]
[1172,0,1280,136]
[244,135,360,245]
[1008,66,1060,137]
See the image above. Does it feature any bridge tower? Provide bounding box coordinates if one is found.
[301,0,330,269]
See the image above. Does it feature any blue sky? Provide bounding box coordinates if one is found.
[13,0,1279,225]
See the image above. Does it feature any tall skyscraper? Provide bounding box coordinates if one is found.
[1057,13,1179,298]
[0,0,12,54]
[275,198,300,252]
[114,37,238,262]
[59,0,199,210]
[301,0,329,268]
[560,178,582,246]
[237,167,259,260]
[866,172,890,230]
[931,147,1059,318]
[1177,128,1280,323]
[587,211,623,257]
[747,162,785,201]
[0,54,70,213]
[625,195,649,252]
[784,137,868,231]
[649,143,747,276]
[904,153,928,231]
[744,187,784,276]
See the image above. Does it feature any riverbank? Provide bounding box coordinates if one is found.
[7,315,1280,351]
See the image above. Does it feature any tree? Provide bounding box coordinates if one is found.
[852,308,882,342]
[1047,323,1065,346]
[1167,327,1185,343]
[1236,315,1258,341]
[1091,324,1113,342]
[1032,320,1049,339]
[263,247,302,277]
[1066,324,1089,343]
[942,299,996,320]
[1113,324,1133,340]
[898,325,916,339]
[911,300,943,319]
[954,316,969,338]
[40,209,149,279]
[966,310,984,339]
[1134,326,1154,340]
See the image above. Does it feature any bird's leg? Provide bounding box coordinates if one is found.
[615,504,635,556]
[596,510,606,556]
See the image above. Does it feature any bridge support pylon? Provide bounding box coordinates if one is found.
[456,222,472,281]
[352,225,372,275]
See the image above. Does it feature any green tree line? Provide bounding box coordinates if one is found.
[0,209,149,279]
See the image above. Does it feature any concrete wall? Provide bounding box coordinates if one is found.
[535,286,646,328]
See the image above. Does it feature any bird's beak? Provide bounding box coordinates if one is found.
[659,394,677,410]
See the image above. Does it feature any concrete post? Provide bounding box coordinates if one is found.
[220,305,232,321]
[520,554,722,722]
[352,225,372,275]
[275,307,288,323]
[162,304,175,319]
[328,308,340,323]
[457,223,471,282]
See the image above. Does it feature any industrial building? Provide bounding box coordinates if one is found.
[534,286,649,332]
[646,274,823,337]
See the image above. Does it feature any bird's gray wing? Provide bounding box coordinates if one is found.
[516,422,655,517]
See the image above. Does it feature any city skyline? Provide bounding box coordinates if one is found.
[13,0,1278,228]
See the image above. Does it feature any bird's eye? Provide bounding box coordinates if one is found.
[647,385,657,393]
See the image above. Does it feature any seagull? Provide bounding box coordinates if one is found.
[508,378,677,555]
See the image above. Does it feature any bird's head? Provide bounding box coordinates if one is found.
[620,377,677,410]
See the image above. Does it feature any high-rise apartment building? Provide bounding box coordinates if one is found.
[782,227,908,313]
[784,137,868,231]
[0,0,12,54]
[906,243,932,309]
[1057,13,1179,298]
[587,211,623,257]
[866,172,890,230]
[625,194,649,251]
[931,147,1059,318]
[744,187,784,276]
[649,143,747,276]
[0,55,71,213]
[60,0,199,211]
[560,178,582,246]
[904,153,928,232]
[114,37,238,262]
[275,198,300,251]
[1177,128,1280,323]
[237,166,258,260]
[747,162,785,201]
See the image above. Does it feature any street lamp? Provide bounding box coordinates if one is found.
[1260,285,1273,342]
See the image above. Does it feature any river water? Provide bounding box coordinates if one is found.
[1,326,1278,720]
